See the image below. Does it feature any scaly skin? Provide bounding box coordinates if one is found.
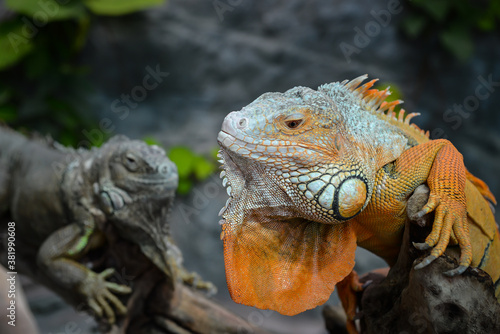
[0,129,179,324]
[217,75,499,329]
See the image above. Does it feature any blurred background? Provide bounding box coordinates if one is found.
[1,0,500,333]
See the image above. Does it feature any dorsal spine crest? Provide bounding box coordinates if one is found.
[343,75,430,139]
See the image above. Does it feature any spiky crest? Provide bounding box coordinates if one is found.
[344,75,430,142]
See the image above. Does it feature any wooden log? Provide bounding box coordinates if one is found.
[99,224,271,334]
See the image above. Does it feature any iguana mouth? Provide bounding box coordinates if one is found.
[128,175,178,186]
[218,130,331,158]
[218,129,301,150]
[217,130,258,153]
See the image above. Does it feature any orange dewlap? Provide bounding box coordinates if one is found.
[222,219,357,315]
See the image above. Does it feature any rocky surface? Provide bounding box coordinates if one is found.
[18,0,500,333]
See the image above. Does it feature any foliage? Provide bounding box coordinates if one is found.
[84,0,165,16]
[0,0,166,147]
[143,137,219,195]
[0,0,220,196]
[168,146,218,195]
[401,0,500,62]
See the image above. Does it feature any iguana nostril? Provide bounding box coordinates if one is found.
[238,118,248,129]
[158,163,170,174]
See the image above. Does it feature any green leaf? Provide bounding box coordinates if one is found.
[168,146,196,179]
[378,82,403,103]
[477,16,495,31]
[177,178,193,195]
[84,0,165,16]
[211,146,221,161]
[73,14,91,52]
[6,0,86,21]
[143,136,162,147]
[193,155,216,181]
[0,105,18,122]
[0,20,34,70]
[58,129,79,147]
[440,28,473,62]
[492,1,500,17]
[0,87,13,105]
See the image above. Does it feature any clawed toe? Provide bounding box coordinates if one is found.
[444,265,468,277]
[412,242,431,250]
[414,255,437,270]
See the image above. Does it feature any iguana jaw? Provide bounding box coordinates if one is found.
[218,131,319,225]
[217,143,300,223]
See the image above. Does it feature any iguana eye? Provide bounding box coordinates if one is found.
[283,113,305,130]
[285,119,302,129]
[125,153,138,171]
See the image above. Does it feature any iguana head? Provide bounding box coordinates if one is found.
[102,135,178,197]
[217,75,408,315]
[94,136,179,277]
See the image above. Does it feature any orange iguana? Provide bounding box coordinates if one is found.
[216,75,500,331]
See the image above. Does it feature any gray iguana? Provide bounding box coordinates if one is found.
[0,127,184,324]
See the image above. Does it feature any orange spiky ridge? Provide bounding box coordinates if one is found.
[343,75,430,144]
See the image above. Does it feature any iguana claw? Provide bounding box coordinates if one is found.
[79,268,132,324]
[180,269,217,296]
[98,182,133,214]
[412,242,431,250]
[414,255,437,270]
[444,265,467,277]
[413,192,472,275]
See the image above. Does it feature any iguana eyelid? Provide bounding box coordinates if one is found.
[277,112,310,132]
[125,152,136,161]
[284,113,306,122]
[124,152,139,171]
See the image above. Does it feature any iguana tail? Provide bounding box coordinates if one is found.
[464,178,500,301]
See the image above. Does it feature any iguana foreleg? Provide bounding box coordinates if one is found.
[37,222,131,323]
[368,139,471,274]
